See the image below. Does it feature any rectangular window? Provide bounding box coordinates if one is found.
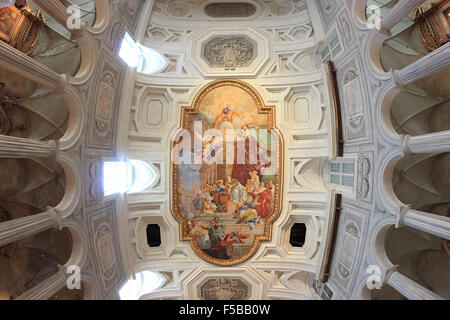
[342,163,354,174]
[331,163,341,173]
[342,175,354,188]
[330,174,341,185]
[330,158,355,191]
[321,35,341,62]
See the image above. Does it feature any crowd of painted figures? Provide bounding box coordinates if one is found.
[182,172,275,251]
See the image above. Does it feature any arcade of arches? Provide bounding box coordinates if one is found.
[0,0,448,300]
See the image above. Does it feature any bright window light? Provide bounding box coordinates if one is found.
[119,271,164,300]
[119,32,166,74]
[103,162,133,196]
[128,160,157,194]
[103,160,157,196]
[119,32,140,68]
[137,46,167,74]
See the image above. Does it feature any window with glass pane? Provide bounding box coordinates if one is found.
[330,174,341,185]
[342,163,354,174]
[342,175,354,188]
[330,158,355,190]
[331,163,341,173]
[103,162,133,196]
[321,35,341,62]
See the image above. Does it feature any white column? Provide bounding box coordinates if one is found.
[0,136,59,159]
[32,0,85,37]
[0,41,67,90]
[380,0,426,32]
[396,206,450,240]
[386,270,444,300]
[402,131,450,155]
[32,0,72,31]
[15,268,68,300]
[395,41,450,86]
[0,207,62,248]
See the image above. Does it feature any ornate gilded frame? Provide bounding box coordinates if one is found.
[170,79,284,266]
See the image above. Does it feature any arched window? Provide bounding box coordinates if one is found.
[103,161,133,196]
[128,160,157,194]
[119,271,164,300]
[103,160,157,196]
[119,32,166,74]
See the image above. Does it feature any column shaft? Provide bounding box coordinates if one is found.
[380,0,426,31]
[32,0,85,38]
[396,41,450,85]
[15,269,68,300]
[0,136,58,159]
[0,42,66,89]
[398,207,450,240]
[0,208,61,248]
[403,131,450,155]
[32,0,71,31]
[387,271,444,300]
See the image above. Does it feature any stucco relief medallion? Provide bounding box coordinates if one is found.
[202,36,257,70]
[200,278,250,300]
[171,79,284,266]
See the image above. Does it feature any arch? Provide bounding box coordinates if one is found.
[119,271,166,300]
[88,0,111,35]
[366,30,392,77]
[377,84,405,145]
[352,0,369,28]
[62,220,87,270]
[295,158,327,191]
[373,222,396,271]
[377,150,404,213]
[59,86,85,150]
[57,152,82,219]
[128,160,159,193]
[80,277,98,300]
[81,280,94,300]
[0,226,74,299]
[69,32,97,86]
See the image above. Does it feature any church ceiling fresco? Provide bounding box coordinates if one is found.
[171,79,284,266]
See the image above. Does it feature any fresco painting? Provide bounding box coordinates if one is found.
[172,80,283,266]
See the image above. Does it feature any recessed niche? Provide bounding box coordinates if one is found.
[204,3,257,18]
[289,223,306,247]
[146,224,161,247]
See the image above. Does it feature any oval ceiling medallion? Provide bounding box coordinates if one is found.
[171,79,284,266]
[204,2,257,18]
